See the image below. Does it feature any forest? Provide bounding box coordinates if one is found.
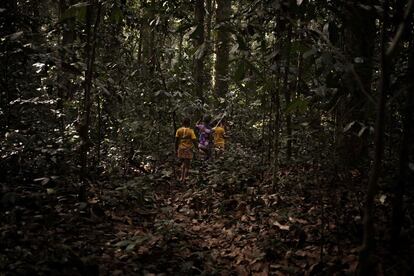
[1,0,414,275]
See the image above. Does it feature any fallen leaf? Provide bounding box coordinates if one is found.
[273,220,290,231]
[379,194,386,204]
[289,216,308,224]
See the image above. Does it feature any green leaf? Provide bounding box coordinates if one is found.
[285,98,309,114]
[34,177,50,185]
[290,40,310,54]
[235,34,248,51]
[230,43,239,55]
[61,2,89,21]
[343,121,356,132]
[110,6,123,24]
[194,43,206,60]
[9,31,24,41]
[125,242,136,252]
[234,60,246,82]
[114,240,130,248]
[186,26,198,39]
[358,126,367,137]
[175,21,192,34]
[46,188,56,195]
[303,48,317,59]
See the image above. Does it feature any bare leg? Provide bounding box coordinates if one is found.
[182,159,190,182]
[180,162,185,182]
[200,148,211,161]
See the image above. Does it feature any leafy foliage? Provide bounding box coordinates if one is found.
[1,0,414,274]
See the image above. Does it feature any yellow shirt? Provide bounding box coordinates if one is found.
[175,127,196,149]
[213,126,225,145]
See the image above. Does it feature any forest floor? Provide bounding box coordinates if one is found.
[1,151,414,275]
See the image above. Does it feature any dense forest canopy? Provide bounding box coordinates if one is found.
[1,0,414,275]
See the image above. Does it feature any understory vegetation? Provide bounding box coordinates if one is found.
[1,0,414,275]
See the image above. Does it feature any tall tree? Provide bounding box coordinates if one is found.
[391,34,414,247]
[193,0,205,103]
[79,1,102,180]
[57,0,75,131]
[140,0,156,76]
[0,0,17,129]
[391,1,414,248]
[358,0,413,273]
[283,24,292,161]
[336,0,376,167]
[204,0,214,92]
[213,0,231,100]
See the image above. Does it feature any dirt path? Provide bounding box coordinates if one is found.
[1,167,363,275]
[102,172,360,275]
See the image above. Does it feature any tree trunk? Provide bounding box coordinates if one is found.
[271,32,282,186]
[338,0,376,168]
[283,25,292,162]
[138,28,143,63]
[204,0,214,91]
[391,31,414,248]
[79,1,101,180]
[178,34,183,66]
[0,0,17,129]
[213,0,231,100]
[148,0,156,75]
[271,72,281,188]
[96,95,102,168]
[293,35,303,160]
[141,0,156,76]
[57,0,75,134]
[357,3,389,274]
[193,0,205,103]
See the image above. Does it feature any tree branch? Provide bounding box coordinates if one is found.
[386,0,414,57]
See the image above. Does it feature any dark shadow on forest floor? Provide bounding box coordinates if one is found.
[2,153,414,275]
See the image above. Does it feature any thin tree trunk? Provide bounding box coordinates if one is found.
[272,63,281,188]
[391,33,414,248]
[358,1,413,272]
[267,87,273,162]
[357,3,389,274]
[80,2,101,180]
[1,0,17,129]
[205,0,213,90]
[3,43,11,129]
[260,97,266,166]
[194,0,205,103]
[339,0,376,167]
[213,0,231,100]
[96,95,102,168]
[149,5,156,76]
[148,0,156,75]
[283,25,292,162]
[178,34,183,66]
[57,0,75,136]
[138,29,142,63]
[140,0,156,76]
[293,42,303,159]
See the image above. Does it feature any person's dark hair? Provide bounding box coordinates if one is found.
[182,117,191,127]
[203,115,211,124]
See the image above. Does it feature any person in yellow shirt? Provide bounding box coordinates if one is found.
[213,121,227,157]
[175,117,197,183]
